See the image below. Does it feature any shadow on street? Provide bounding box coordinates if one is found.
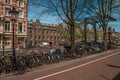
[113,73,120,80]
[99,75,110,80]
[107,64,120,69]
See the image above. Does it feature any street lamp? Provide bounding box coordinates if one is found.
[9,6,19,70]
[2,33,5,60]
[0,17,5,60]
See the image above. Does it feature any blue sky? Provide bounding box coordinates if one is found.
[108,22,120,32]
[28,11,120,32]
[28,3,61,24]
[28,1,120,32]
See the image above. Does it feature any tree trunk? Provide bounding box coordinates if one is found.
[103,26,107,50]
[93,22,97,42]
[70,0,75,56]
[84,18,87,44]
[70,22,75,53]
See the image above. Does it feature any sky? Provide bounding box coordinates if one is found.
[28,12,120,32]
[28,1,120,32]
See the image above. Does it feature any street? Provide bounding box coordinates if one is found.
[0,0,120,80]
[2,50,120,80]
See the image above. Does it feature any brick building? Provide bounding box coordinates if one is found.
[27,19,62,47]
[110,29,120,45]
[0,0,28,51]
[88,27,103,42]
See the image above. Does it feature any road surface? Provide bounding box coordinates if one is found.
[2,50,120,80]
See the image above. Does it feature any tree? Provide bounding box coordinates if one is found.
[58,23,70,43]
[74,23,84,41]
[84,0,120,49]
[58,22,84,45]
[30,0,89,54]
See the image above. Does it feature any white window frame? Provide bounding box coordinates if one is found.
[18,11,24,18]
[5,0,11,4]
[18,0,24,7]
[5,8,11,16]
[4,38,10,46]
[18,22,23,32]
[18,37,23,45]
[5,21,10,31]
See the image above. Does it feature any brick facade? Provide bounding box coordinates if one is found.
[27,19,61,48]
[0,0,28,51]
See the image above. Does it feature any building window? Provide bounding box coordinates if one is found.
[35,41,37,46]
[18,0,24,7]
[43,36,44,40]
[18,37,22,45]
[30,24,32,27]
[35,35,37,40]
[4,38,10,46]
[36,24,39,27]
[30,34,32,40]
[44,30,46,34]
[51,30,53,34]
[5,8,10,16]
[51,36,52,40]
[54,36,56,40]
[39,36,40,39]
[18,23,22,32]
[43,30,44,34]
[5,0,10,4]
[5,21,10,31]
[18,11,23,18]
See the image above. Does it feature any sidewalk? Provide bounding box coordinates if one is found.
[0,49,117,79]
